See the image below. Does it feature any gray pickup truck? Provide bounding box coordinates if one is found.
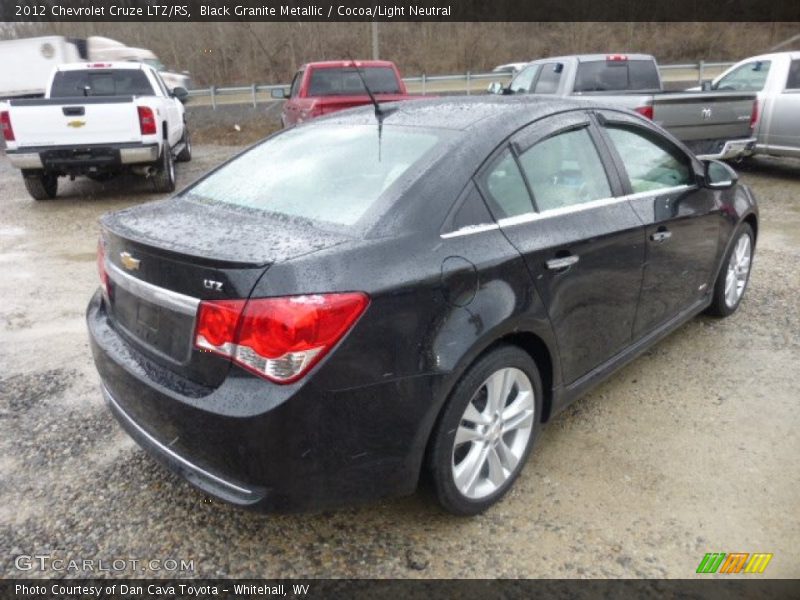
[488,53,758,160]
[693,51,800,160]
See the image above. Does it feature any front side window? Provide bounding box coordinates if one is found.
[481,149,533,219]
[289,71,303,97]
[184,125,453,227]
[714,61,771,92]
[533,63,563,94]
[509,65,540,94]
[517,128,612,211]
[605,126,693,193]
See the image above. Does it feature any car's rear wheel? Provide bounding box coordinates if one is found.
[707,222,754,317]
[151,146,176,193]
[429,345,542,515]
[23,172,58,201]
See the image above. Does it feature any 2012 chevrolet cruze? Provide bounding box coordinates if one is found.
[88,96,757,515]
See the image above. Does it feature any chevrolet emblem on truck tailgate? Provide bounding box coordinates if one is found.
[66,120,86,128]
[120,252,141,271]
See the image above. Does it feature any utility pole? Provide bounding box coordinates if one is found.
[371,22,379,60]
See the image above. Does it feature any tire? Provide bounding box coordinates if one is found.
[176,127,192,162]
[151,146,176,193]
[706,222,754,317]
[428,345,543,515]
[23,172,58,201]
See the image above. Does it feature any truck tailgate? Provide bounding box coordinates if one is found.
[8,96,142,147]
[652,92,755,142]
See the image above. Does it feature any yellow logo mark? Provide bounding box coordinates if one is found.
[66,120,86,128]
[120,252,140,271]
[744,553,773,574]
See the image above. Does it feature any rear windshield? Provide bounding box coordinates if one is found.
[574,59,661,92]
[308,67,401,96]
[50,69,154,97]
[184,125,454,227]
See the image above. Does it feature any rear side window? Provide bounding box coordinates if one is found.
[518,128,612,211]
[184,125,452,227]
[50,69,154,97]
[481,149,533,219]
[786,60,800,90]
[714,61,771,92]
[308,67,401,96]
[533,63,563,94]
[605,126,693,193]
[574,59,660,92]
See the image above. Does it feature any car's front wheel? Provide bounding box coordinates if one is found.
[707,222,754,317]
[429,345,542,515]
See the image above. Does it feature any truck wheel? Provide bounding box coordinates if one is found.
[176,128,192,162]
[151,147,176,193]
[23,172,58,201]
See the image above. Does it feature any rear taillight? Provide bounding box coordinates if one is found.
[137,106,157,135]
[634,105,654,120]
[195,293,369,383]
[96,236,108,295]
[749,100,760,131]
[0,111,14,142]
[606,54,628,62]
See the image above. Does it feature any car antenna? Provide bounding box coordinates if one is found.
[347,57,397,160]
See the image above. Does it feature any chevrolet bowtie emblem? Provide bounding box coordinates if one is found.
[67,120,86,128]
[120,252,140,271]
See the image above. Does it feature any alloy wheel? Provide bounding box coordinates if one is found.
[724,234,752,308]
[451,367,535,499]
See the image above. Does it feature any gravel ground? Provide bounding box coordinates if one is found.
[0,147,798,579]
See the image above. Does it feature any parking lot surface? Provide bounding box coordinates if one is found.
[0,147,798,578]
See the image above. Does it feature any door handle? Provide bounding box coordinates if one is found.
[545,255,580,271]
[650,229,672,243]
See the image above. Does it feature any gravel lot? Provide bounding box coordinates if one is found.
[0,146,798,579]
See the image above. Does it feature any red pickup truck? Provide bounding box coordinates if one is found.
[275,60,421,127]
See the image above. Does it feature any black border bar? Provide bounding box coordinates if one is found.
[3,579,800,600]
[3,0,800,22]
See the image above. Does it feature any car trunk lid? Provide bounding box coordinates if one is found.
[100,197,351,387]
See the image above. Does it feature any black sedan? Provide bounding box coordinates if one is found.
[88,96,757,515]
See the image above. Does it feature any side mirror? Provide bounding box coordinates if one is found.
[487,81,505,95]
[702,159,738,189]
[171,86,189,103]
[271,88,288,99]
[700,80,713,91]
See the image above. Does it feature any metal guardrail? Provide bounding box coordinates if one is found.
[187,60,737,108]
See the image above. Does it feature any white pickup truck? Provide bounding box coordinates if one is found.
[697,51,800,160]
[1,62,191,200]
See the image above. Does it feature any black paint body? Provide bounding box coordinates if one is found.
[87,96,758,511]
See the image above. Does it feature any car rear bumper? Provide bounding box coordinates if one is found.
[86,290,438,512]
[6,143,158,173]
[695,137,756,161]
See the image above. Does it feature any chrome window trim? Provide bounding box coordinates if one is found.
[440,222,501,239]
[439,184,694,238]
[106,261,200,317]
[102,384,254,497]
